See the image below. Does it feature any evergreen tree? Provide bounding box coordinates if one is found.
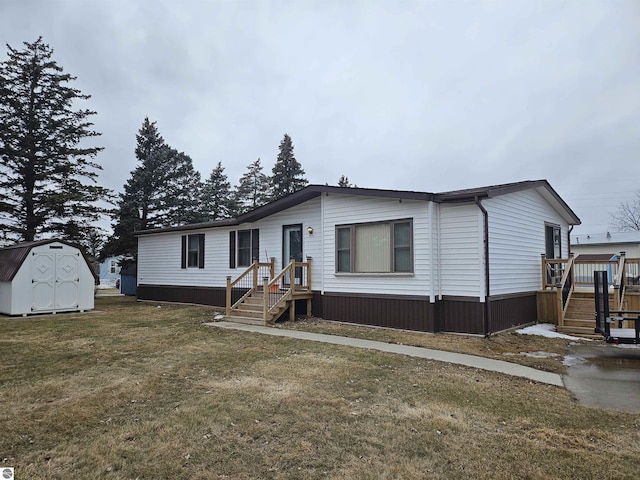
[236,158,270,214]
[103,119,203,258]
[270,133,307,200]
[338,175,352,187]
[0,37,111,243]
[201,161,233,220]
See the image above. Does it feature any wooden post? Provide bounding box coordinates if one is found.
[540,254,547,289]
[306,256,312,291]
[252,260,259,289]
[289,293,296,321]
[263,277,269,325]
[226,276,231,316]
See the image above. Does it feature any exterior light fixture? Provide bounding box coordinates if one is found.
[307,226,314,235]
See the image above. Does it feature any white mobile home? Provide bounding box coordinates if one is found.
[0,239,97,316]
[136,180,580,335]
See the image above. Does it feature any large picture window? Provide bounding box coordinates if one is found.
[336,219,413,273]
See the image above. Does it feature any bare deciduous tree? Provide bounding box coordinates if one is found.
[609,191,640,231]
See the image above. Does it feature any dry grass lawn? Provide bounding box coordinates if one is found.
[1,296,639,479]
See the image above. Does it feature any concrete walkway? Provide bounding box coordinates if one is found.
[207,321,564,387]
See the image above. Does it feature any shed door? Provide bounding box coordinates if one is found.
[55,253,80,309]
[31,253,56,312]
[31,251,80,312]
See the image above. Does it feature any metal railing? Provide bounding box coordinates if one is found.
[226,259,275,315]
[263,258,312,320]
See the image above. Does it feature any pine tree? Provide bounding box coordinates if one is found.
[103,119,203,258]
[236,158,270,214]
[201,161,233,220]
[0,37,111,242]
[338,175,352,187]
[270,134,307,200]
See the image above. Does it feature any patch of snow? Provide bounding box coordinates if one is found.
[516,323,584,341]
[520,351,561,358]
[214,314,225,321]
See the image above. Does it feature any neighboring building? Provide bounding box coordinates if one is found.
[136,180,580,335]
[571,231,640,258]
[99,256,122,287]
[0,239,97,316]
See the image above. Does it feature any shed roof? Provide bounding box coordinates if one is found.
[137,179,580,236]
[0,239,98,282]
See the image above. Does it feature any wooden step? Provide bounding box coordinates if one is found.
[236,302,262,312]
[229,309,263,319]
[557,325,603,339]
[563,318,596,328]
[225,315,264,326]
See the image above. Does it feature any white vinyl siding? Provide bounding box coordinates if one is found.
[137,197,322,289]
[485,189,570,295]
[438,203,483,298]
[322,194,430,297]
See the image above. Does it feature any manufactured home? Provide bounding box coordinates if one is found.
[0,239,97,316]
[136,180,580,335]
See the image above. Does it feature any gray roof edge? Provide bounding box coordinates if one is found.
[135,180,580,236]
[434,179,581,225]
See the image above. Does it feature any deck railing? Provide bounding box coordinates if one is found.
[541,252,640,324]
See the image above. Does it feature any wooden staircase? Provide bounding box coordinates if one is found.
[558,291,625,338]
[227,288,291,325]
[226,258,313,326]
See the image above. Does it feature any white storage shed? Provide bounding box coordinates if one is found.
[0,239,97,316]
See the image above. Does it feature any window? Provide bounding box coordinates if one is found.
[109,259,120,274]
[229,229,259,268]
[336,219,412,273]
[181,234,205,269]
[237,230,251,267]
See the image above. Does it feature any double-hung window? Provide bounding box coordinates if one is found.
[237,230,252,267]
[229,229,260,268]
[336,219,413,273]
[181,234,205,269]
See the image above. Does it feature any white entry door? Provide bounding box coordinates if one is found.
[283,224,303,286]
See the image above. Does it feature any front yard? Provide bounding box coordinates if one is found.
[1,296,638,479]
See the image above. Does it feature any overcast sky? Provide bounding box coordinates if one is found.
[2,0,639,236]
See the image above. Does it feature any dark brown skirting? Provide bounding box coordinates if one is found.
[137,284,226,307]
[321,293,436,332]
[137,285,537,335]
[487,292,537,333]
[439,297,486,334]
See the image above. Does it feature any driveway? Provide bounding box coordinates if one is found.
[563,344,640,413]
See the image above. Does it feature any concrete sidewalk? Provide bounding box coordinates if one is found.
[207,321,564,387]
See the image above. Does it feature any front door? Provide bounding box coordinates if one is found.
[545,225,562,284]
[283,224,303,285]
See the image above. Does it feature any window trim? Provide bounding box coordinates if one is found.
[335,218,414,274]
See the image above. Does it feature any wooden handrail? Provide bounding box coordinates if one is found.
[556,254,575,328]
